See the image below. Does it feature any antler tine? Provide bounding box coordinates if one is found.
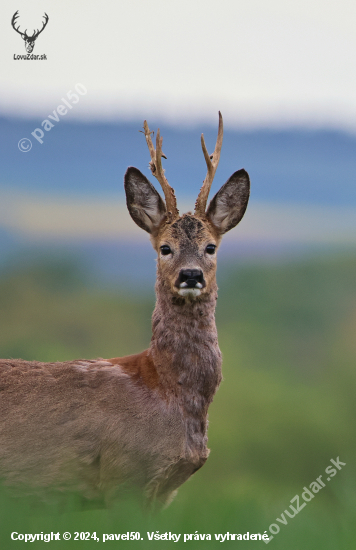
[194,111,224,217]
[143,120,179,221]
[11,11,19,25]
[11,11,25,37]
[33,13,49,39]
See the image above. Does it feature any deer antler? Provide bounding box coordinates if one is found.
[194,111,224,217]
[11,11,49,40]
[143,121,179,221]
[32,13,49,39]
[11,11,26,38]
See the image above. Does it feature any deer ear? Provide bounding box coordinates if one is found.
[124,167,167,234]
[206,169,250,234]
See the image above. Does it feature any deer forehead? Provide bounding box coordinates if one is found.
[157,215,217,249]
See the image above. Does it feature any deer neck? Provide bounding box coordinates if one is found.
[149,278,222,416]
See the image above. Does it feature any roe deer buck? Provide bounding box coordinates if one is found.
[0,113,250,509]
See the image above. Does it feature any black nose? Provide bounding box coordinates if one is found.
[176,269,205,288]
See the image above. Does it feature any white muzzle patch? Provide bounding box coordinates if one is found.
[178,288,202,297]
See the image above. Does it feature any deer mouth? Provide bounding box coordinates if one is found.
[175,269,206,297]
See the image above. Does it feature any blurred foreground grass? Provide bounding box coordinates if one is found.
[0,253,355,549]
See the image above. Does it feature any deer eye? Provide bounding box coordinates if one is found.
[160,245,172,256]
[206,244,216,255]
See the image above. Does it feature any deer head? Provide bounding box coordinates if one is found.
[125,112,250,301]
[11,11,49,53]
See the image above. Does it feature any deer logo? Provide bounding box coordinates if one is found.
[11,11,49,53]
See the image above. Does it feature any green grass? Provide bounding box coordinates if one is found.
[0,253,355,549]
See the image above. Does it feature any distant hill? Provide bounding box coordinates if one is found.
[1,116,356,206]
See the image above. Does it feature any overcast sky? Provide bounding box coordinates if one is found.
[2,0,356,129]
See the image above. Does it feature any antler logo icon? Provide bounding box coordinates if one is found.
[11,11,49,53]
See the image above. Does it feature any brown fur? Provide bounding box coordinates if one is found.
[108,351,161,393]
[0,132,250,510]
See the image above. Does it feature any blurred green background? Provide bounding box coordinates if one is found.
[0,251,354,549]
